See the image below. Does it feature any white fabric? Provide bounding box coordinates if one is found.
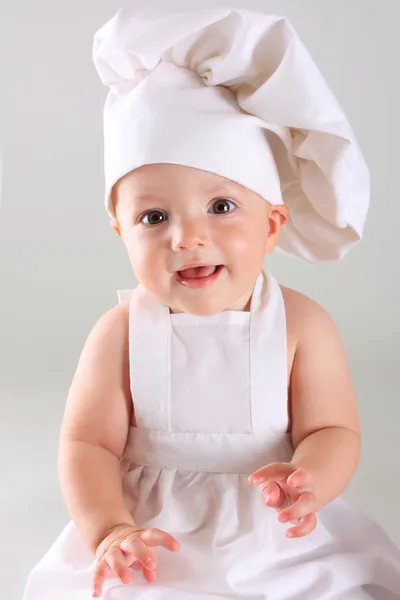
[93,8,370,261]
[23,270,400,599]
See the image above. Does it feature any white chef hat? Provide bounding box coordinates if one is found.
[92,8,369,261]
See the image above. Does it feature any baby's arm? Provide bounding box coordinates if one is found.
[58,302,135,552]
[287,290,361,511]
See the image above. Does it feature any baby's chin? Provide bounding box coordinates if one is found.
[168,294,248,316]
[141,277,253,314]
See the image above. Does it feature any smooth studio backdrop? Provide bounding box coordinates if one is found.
[0,1,399,599]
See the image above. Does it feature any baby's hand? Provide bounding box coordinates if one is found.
[92,524,180,597]
[248,462,318,538]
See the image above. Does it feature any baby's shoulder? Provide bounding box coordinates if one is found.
[84,299,130,354]
[280,284,324,317]
[280,285,338,348]
[99,298,130,329]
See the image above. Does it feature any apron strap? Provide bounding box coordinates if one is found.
[250,269,289,433]
[129,285,171,432]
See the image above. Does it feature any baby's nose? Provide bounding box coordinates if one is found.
[171,218,210,252]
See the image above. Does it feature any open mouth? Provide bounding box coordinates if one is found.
[175,264,224,288]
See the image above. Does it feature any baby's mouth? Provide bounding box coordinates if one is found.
[177,265,220,279]
[174,264,224,288]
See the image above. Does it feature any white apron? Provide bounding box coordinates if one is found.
[23,270,400,599]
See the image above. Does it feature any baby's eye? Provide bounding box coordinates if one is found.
[209,198,237,214]
[141,210,168,225]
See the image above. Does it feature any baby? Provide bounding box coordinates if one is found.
[22,8,400,600]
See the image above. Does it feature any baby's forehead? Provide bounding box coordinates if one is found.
[118,163,250,197]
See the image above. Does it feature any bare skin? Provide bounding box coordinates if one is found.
[58,164,360,597]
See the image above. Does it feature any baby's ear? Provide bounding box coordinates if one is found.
[265,205,288,254]
[110,218,121,237]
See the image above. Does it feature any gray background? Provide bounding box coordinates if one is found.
[1,1,399,598]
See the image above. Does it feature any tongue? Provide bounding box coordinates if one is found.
[179,265,217,279]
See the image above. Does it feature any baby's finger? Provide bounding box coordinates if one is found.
[286,468,312,490]
[260,481,285,508]
[139,529,181,552]
[120,537,157,570]
[105,546,132,584]
[286,513,317,538]
[142,566,157,582]
[278,492,317,524]
[130,560,157,582]
[92,559,110,598]
[249,462,294,486]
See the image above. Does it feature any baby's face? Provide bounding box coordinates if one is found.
[112,164,286,315]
